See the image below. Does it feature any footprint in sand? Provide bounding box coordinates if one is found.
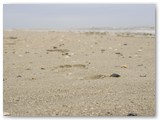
[59,64,86,69]
[84,74,107,80]
[72,64,86,68]
[52,64,87,73]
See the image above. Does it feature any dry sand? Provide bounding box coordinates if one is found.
[3,30,155,116]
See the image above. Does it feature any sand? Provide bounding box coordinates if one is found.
[3,30,155,116]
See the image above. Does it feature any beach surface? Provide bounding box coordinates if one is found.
[3,30,155,116]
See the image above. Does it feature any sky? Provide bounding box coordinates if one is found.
[3,4,155,29]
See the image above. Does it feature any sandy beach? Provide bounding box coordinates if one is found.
[3,30,155,116]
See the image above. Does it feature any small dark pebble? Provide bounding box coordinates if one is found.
[101,49,105,52]
[123,43,127,45]
[140,75,147,77]
[64,53,69,55]
[9,37,17,39]
[26,68,31,70]
[53,46,57,49]
[17,75,22,78]
[115,52,123,56]
[127,113,137,116]
[137,64,143,66]
[110,73,120,77]
[107,112,112,115]
[115,52,121,54]
[59,44,64,47]
[25,51,30,54]
[16,99,20,102]
[41,68,45,70]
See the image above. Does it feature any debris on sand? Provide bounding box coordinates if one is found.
[137,64,143,66]
[59,65,72,68]
[25,51,30,54]
[115,52,121,55]
[127,113,137,116]
[115,65,127,68]
[9,36,17,39]
[5,43,15,45]
[53,46,57,49]
[31,78,36,80]
[17,75,22,78]
[25,68,31,70]
[140,74,147,77]
[138,49,142,52]
[59,44,65,47]
[41,68,45,70]
[101,49,105,53]
[115,52,123,56]
[110,73,120,77]
[3,112,11,116]
[123,43,127,45]
[73,64,86,68]
[121,65,128,68]
[46,49,69,53]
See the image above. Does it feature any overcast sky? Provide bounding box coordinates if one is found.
[3,4,155,29]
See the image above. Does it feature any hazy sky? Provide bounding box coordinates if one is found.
[3,4,155,29]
